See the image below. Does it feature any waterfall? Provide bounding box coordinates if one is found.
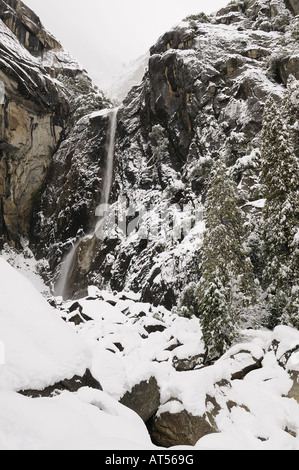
[54,238,79,298]
[102,108,118,208]
[54,108,118,299]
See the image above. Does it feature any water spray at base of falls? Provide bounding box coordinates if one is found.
[54,108,118,300]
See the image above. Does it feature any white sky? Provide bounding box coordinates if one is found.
[24,0,229,86]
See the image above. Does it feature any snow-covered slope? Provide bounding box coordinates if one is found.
[0,390,154,450]
[0,258,155,450]
[1,256,299,449]
[0,259,91,392]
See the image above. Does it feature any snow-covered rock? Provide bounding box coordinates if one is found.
[0,259,92,392]
[0,389,154,450]
[1,0,299,451]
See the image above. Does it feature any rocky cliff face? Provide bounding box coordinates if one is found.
[0,0,61,54]
[0,0,109,248]
[30,0,298,307]
[1,0,298,307]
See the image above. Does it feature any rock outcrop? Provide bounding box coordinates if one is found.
[149,400,217,447]
[0,15,67,246]
[0,0,109,249]
[0,0,61,54]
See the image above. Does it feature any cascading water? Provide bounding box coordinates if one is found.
[54,108,118,299]
[100,109,118,212]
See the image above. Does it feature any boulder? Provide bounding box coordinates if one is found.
[172,354,205,372]
[288,372,299,404]
[19,369,102,398]
[149,399,217,448]
[144,324,167,335]
[217,344,264,380]
[269,327,299,405]
[149,382,251,447]
[269,326,299,370]
[119,377,160,423]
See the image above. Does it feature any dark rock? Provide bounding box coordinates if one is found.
[69,301,83,314]
[149,381,252,447]
[269,328,299,369]
[277,345,299,369]
[19,369,102,398]
[144,324,167,334]
[67,312,92,325]
[165,338,182,352]
[173,354,205,372]
[278,56,299,84]
[120,377,160,422]
[219,346,264,380]
[137,311,147,318]
[149,399,217,448]
[68,313,85,325]
[106,299,118,307]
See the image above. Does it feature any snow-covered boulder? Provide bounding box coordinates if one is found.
[216,343,264,380]
[0,389,154,450]
[0,259,95,393]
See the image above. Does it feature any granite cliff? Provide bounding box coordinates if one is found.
[0,0,109,248]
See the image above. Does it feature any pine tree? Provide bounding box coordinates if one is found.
[261,95,299,328]
[198,158,256,359]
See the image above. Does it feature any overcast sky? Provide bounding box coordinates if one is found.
[25,0,229,86]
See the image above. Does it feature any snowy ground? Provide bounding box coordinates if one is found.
[1,251,299,450]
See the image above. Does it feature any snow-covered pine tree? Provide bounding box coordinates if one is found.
[198,158,256,359]
[261,94,299,328]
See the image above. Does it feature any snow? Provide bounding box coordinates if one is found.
[1,256,299,450]
[0,243,50,297]
[0,258,91,392]
[0,390,153,450]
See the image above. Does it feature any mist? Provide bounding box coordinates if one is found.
[24,0,229,88]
